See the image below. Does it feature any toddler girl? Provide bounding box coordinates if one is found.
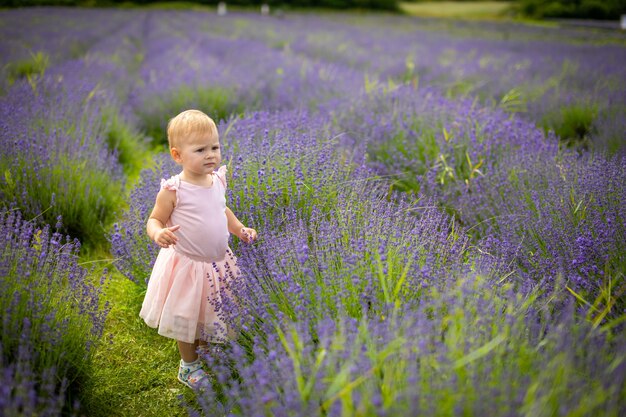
[140,109,257,389]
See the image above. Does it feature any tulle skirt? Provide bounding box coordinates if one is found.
[140,246,238,344]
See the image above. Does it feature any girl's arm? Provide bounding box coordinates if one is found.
[226,206,257,243]
[147,189,179,248]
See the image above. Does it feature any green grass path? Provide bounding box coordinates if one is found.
[82,270,195,416]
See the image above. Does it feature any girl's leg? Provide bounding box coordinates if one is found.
[177,340,199,362]
[178,339,211,361]
[177,339,209,388]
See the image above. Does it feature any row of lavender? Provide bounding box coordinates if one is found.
[1,7,625,416]
[104,9,626,416]
[0,8,140,414]
[117,108,626,416]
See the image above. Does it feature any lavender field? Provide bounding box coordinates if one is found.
[1,6,625,416]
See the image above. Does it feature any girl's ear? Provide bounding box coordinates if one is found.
[170,147,183,163]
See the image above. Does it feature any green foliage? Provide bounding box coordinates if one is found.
[3,51,49,93]
[515,0,626,20]
[365,114,487,196]
[101,106,150,177]
[136,85,244,147]
[367,123,440,193]
[2,0,400,11]
[1,0,78,6]
[498,87,527,114]
[542,102,597,149]
[1,152,124,250]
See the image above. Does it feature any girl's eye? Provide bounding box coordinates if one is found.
[196,148,204,153]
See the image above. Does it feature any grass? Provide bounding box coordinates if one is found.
[399,1,513,19]
[542,102,598,149]
[4,51,49,89]
[101,105,151,177]
[81,268,194,417]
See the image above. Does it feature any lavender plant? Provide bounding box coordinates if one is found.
[0,7,138,94]
[124,11,363,143]
[227,184,471,328]
[0,209,108,414]
[197,274,626,417]
[446,150,626,316]
[0,62,129,249]
[333,85,555,196]
[273,13,626,153]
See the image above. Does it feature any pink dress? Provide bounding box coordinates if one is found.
[140,166,238,344]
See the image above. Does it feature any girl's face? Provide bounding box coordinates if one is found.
[172,132,221,179]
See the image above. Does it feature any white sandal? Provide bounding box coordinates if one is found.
[177,359,210,389]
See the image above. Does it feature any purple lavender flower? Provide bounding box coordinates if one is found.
[1,210,107,415]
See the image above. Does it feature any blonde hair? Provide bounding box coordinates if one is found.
[166,109,218,149]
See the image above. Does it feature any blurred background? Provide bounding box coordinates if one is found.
[2,0,626,21]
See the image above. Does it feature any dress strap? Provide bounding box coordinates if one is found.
[160,174,180,206]
[161,174,181,191]
[214,166,227,189]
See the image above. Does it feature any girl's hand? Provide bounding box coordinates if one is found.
[239,227,257,243]
[153,224,180,248]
